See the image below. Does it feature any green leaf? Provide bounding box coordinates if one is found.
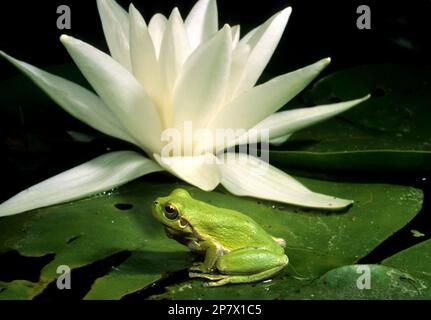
[270,64,431,174]
[383,238,431,287]
[156,240,431,300]
[0,180,193,300]
[0,280,42,300]
[85,250,191,300]
[281,264,429,300]
[294,239,431,300]
[155,264,427,300]
[2,174,418,299]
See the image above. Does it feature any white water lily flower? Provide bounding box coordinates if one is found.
[0,0,369,217]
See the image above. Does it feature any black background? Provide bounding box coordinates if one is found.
[1,0,431,79]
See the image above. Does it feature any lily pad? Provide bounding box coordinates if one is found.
[155,264,427,300]
[85,250,191,300]
[0,175,422,300]
[297,238,431,300]
[270,64,431,174]
[0,280,41,300]
[0,180,193,300]
[383,238,431,286]
[155,240,431,300]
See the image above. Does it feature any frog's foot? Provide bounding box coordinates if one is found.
[189,272,227,281]
[189,263,203,272]
[189,263,213,273]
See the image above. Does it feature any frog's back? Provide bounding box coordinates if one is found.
[188,201,282,252]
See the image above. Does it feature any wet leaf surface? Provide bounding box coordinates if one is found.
[271,65,431,174]
[0,176,423,299]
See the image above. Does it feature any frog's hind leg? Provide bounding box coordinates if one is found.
[203,247,288,287]
[204,265,286,287]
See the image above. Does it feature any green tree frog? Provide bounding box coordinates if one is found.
[152,188,288,287]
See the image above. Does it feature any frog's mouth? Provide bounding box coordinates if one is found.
[164,226,183,237]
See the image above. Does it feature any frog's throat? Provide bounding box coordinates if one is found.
[164,226,184,238]
[164,226,206,255]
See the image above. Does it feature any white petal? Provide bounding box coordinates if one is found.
[224,42,251,103]
[208,58,331,134]
[0,51,135,145]
[253,96,371,140]
[96,0,131,70]
[0,151,163,217]
[240,26,259,44]
[148,13,168,58]
[60,35,163,153]
[231,25,240,49]
[185,0,218,50]
[159,8,191,99]
[154,153,220,191]
[226,95,371,149]
[173,25,232,131]
[129,5,163,113]
[218,153,353,209]
[231,7,292,97]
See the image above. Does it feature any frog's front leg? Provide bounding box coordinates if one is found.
[189,239,224,273]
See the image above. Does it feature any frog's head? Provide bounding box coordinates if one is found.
[152,188,194,236]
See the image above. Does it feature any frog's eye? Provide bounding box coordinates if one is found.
[164,203,179,220]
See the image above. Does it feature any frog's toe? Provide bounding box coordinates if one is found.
[204,278,231,287]
[189,265,202,272]
[189,272,227,281]
[189,262,207,272]
[189,263,216,273]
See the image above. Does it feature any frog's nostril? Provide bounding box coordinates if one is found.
[154,201,159,205]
